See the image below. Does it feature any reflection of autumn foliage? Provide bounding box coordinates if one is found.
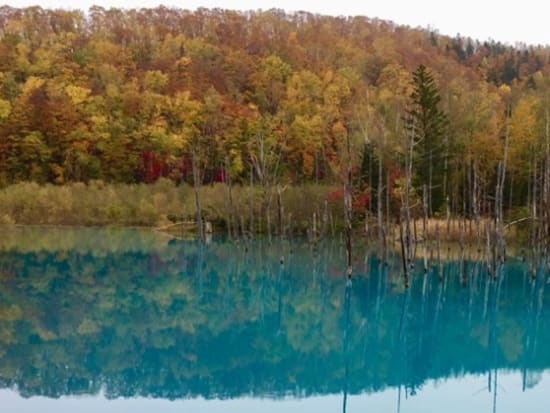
[0,230,546,399]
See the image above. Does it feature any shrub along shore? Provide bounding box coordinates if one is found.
[0,180,345,235]
[0,180,526,249]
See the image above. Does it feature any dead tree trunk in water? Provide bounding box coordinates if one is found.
[495,161,504,252]
[249,165,254,237]
[398,120,416,288]
[400,215,410,288]
[428,148,433,217]
[422,184,429,273]
[322,199,329,239]
[344,129,353,278]
[377,133,386,254]
[472,160,481,246]
[543,109,550,251]
[224,157,234,239]
[277,186,285,238]
[192,148,204,241]
[495,107,510,262]
[403,120,415,268]
[436,222,442,280]
[250,128,285,240]
[530,154,538,253]
[485,219,494,278]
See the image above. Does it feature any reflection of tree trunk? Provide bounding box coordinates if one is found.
[196,241,205,299]
[397,385,402,413]
[396,289,410,412]
[342,280,352,413]
[489,271,503,413]
[523,272,546,391]
[523,277,537,391]
[432,279,444,335]
[419,268,429,358]
[375,257,385,320]
[482,273,491,320]
[492,367,498,413]
[360,255,380,387]
[534,267,546,353]
[276,260,284,335]
[467,258,479,326]
[397,289,410,347]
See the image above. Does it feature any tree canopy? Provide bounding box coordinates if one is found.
[1,6,550,217]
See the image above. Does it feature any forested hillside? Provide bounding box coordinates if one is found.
[1,6,550,219]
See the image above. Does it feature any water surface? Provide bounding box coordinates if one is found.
[0,227,548,412]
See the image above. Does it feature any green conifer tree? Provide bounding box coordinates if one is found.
[406,64,449,215]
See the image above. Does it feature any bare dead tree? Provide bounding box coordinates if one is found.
[192,147,204,241]
[250,128,286,238]
[344,126,353,278]
[494,106,510,263]
[223,156,234,239]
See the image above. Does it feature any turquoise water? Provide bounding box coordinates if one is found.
[0,227,549,412]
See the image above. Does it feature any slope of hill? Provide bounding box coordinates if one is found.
[0,6,549,220]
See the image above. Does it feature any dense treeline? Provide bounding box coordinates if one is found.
[1,6,550,221]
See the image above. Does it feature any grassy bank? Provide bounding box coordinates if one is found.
[0,180,344,231]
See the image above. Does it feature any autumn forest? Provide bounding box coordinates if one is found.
[1,6,550,235]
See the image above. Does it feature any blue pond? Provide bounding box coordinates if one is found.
[0,227,548,412]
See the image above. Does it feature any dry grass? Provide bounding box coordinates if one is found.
[0,180,345,230]
[383,216,525,244]
[0,179,186,226]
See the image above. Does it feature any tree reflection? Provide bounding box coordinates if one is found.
[0,229,549,402]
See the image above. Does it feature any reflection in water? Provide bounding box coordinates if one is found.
[0,227,549,412]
